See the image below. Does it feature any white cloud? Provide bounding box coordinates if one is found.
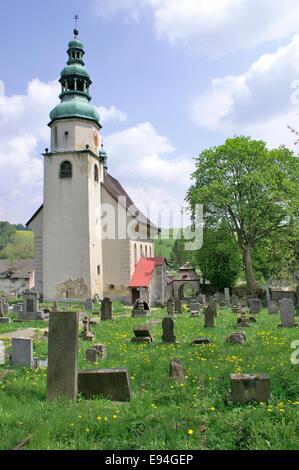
[93,0,299,57]
[191,34,299,149]
[0,78,134,223]
[98,105,127,123]
[105,122,194,226]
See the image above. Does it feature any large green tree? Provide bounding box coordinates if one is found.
[0,221,16,251]
[187,136,299,293]
[191,222,242,289]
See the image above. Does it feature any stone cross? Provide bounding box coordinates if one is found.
[162,317,176,343]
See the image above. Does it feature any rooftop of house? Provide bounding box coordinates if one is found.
[129,257,166,288]
[0,259,34,279]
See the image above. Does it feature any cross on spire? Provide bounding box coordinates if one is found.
[74,15,79,37]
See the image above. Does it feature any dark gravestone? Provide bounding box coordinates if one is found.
[85,344,107,363]
[78,368,131,402]
[132,299,148,317]
[27,299,34,313]
[192,338,211,346]
[162,317,176,343]
[231,373,270,403]
[209,298,218,317]
[268,301,278,315]
[204,304,215,328]
[190,302,201,316]
[12,338,34,368]
[231,295,239,307]
[80,317,96,341]
[131,326,153,343]
[47,312,79,401]
[249,299,262,314]
[101,298,113,320]
[170,358,186,383]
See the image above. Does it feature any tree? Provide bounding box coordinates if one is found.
[187,136,299,293]
[191,222,241,289]
[168,235,189,270]
[0,221,16,251]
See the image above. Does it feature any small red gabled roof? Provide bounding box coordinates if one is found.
[129,257,165,288]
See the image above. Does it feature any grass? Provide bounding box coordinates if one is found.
[0,304,299,450]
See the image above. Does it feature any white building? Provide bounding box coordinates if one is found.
[27,29,159,303]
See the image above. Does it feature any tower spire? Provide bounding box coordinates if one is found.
[74,14,79,37]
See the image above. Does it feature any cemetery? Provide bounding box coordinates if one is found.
[1,2,299,457]
[0,294,299,450]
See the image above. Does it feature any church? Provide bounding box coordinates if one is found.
[26,29,162,305]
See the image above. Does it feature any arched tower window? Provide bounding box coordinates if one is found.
[149,246,152,257]
[140,245,143,257]
[59,161,72,178]
[145,246,148,257]
[94,164,99,182]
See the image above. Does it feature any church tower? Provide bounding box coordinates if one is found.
[42,29,104,300]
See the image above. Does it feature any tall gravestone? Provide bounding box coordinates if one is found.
[162,317,176,343]
[47,311,79,401]
[224,288,230,307]
[279,299,296,328]
[204,304,215,328]
[19,290,46,320]
[231,295,239,307]
[101,298,113,320]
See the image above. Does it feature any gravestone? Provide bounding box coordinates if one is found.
[231,373,270,403]
[249,299,262,315]
[78,368,131,402]
[192,338,211,346]
[0,317,11,324]
[80,317,96,341]
[189,302,201,316]
[198,295,206,305]
[12,338,34,368]
[226,332,247,345]
[237,312,251,328]
[0,302,4,317]
[85,298,93,310]
[268,301,278,315]
[19,290,46,321]
[131,326,153,344]
[170,358,186,383]
[0,340,5,365]
[175,299,182,314]
[231,295,239,307]
[47,311,79,401]
[101,298,113,320]
[279,299,297,328]
[209,298,218,317]
[162,317,176,343]
[204,304,215,328]
[85,344,107,363]
[224,288,230,307]
[132,299,148,318]
[167,299,175,316]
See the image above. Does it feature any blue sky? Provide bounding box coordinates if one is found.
[1,0,299,225]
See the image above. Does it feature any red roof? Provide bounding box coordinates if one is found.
[129,257,165,288]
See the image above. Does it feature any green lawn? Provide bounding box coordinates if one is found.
[0,304,299,450]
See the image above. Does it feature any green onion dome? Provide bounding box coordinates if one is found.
[50,97,100,124]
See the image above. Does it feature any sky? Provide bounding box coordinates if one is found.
[1,0,299,226]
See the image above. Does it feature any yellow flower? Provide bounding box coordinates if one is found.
[86,428,90,433]
[97,416,102,421]
[187,429,194,436]
[113,415,117,420]
[210,407,216,412]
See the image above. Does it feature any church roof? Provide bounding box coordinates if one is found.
[26,172,158,232]
[128,257,165,288]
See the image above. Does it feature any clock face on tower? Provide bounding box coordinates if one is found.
[93,131,99,147]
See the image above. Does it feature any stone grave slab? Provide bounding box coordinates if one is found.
[78,368,131,402]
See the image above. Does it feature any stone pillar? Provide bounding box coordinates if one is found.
[47,311,79,401]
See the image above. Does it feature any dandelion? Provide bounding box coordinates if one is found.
[187,429,194,436]
[97,416,102,421]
